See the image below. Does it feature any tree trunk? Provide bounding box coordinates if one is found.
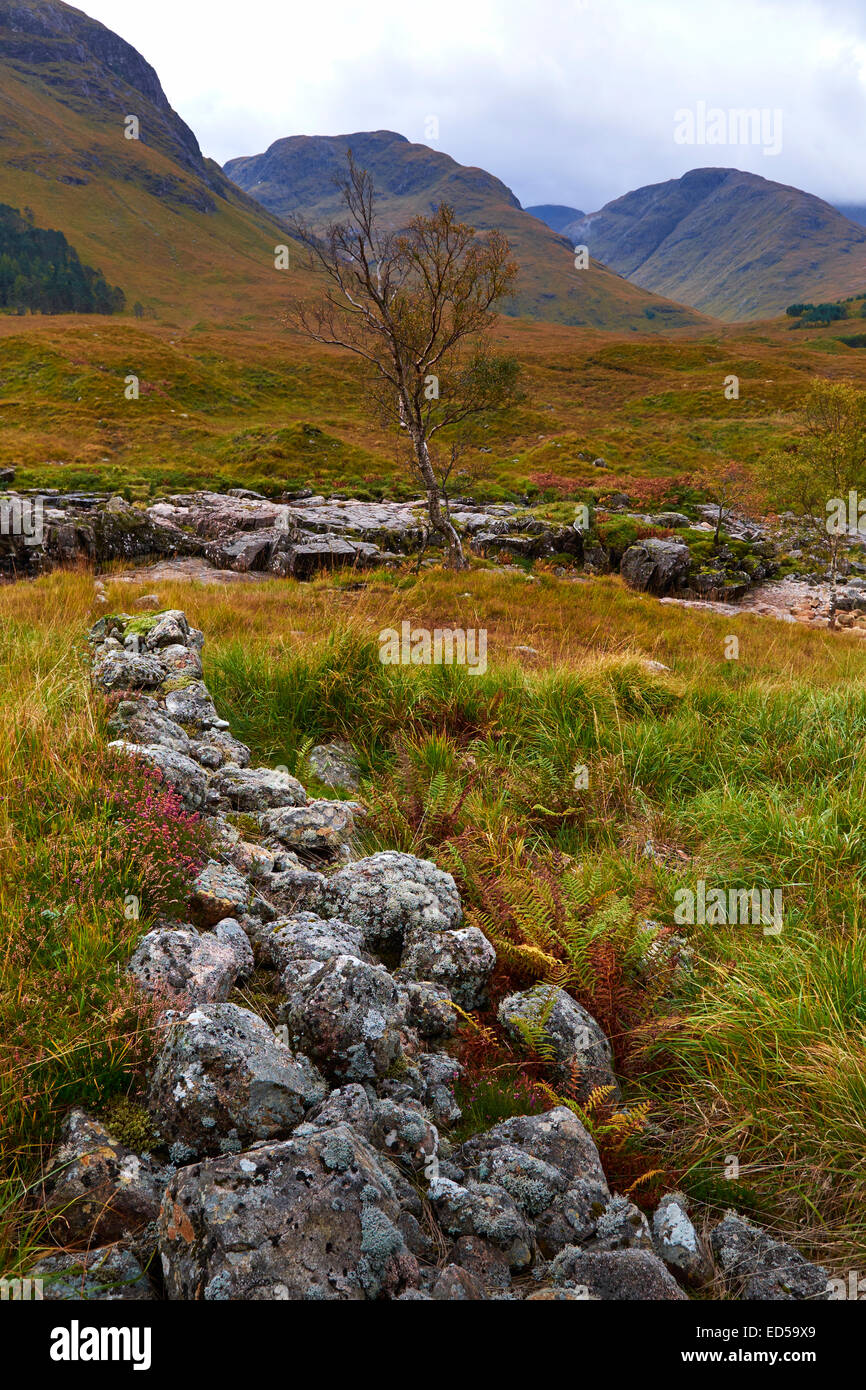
[828,536,839,629]
[408,422,468,569]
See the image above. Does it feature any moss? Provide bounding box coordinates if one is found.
[158,674,198,694]
[226,812,264,842]
[102,1096,159,1155]
[121,614,165,637]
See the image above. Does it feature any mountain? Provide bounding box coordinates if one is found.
[564,168,866,321]
[524,204,584,233]
[224,131,706,331]
[835,204,866,229]
[0,0,298,321]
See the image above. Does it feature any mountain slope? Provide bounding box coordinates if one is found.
[835,204,866,229]
[0,0,300,322]
[524,204,584,233]
[225,131,706,331]
[565,168,866,321]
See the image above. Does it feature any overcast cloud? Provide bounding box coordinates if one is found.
[79,0,866,212]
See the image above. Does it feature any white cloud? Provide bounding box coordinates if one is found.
[78,0,866,211]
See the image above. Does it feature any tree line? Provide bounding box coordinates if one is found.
[0,203,125,315]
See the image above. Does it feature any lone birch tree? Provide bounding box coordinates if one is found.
[286,155,520,568]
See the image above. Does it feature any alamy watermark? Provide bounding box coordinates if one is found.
[674,879,784,934]
[379,621,487,675]
[674,102,783,156]
[827,491,866,536]
[0,496,43,545]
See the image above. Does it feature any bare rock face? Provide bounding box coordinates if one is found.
[148,1003,328,1161]
[41,1111,167,1245]
[158,1124,419,1300]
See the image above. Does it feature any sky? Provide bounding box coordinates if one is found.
[79,0,866,212]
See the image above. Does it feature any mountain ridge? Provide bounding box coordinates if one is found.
[561,168,866,321]
[224,130,707,332]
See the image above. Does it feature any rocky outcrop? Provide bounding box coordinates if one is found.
[620,538,692,595]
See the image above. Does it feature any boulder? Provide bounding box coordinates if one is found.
[94,652,165,691]
[41,1110,166,1244]
[107,741,210,811]
[280,955,407,1082]
[324,851,462,950]
[261,800,355,859]
[550,1247,687,1300]
[216,765,307,812]
[148,1003,327,1161]
[429,1176,534,1271]
[107,698,191,754]
[158,1124,418,1299]
[497,985,619,1099]
[399,923,495,1009]
[652,1191,713,1287]
[189,860,253,926]
[128,921,252,1005]
[709,1212,829,1300]
[620,538,691,595]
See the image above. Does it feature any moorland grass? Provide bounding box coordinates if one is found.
[2,562,865,1275]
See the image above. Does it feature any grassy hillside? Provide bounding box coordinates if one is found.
[5,309,866,499]
[0,0,309,325]
[224,130,707,333]
[569,168,866,322]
